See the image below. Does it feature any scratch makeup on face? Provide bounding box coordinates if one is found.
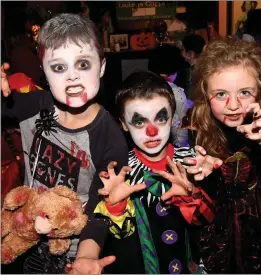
[207,65,258,128]
[225,97,229,106]
[236,97,243,106]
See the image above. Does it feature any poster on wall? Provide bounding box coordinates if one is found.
[116,1,176,21]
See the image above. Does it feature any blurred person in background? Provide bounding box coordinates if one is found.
[149,44,191,147]
[242,8,261,47]
[9,32,44,86]
[181,34,206,100]
[235,1,258,38]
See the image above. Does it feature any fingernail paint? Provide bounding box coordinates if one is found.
[214,163,220,169]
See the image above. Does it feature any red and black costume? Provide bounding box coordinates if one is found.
[198,125,261,273]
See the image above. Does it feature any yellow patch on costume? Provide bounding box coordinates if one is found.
[94,198,136,239]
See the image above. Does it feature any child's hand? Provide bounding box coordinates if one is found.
[98,161,146,205]
[183,145,223,180]
[65,256,116,274]
[237,103,261,145]
[152,156,194,201]
[1,63,11,97]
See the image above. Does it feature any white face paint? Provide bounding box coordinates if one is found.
[43,40,105,108]
[123,96,172,155]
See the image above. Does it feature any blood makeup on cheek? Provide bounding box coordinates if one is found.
[81,93,88,103]
[66,96,71,106]
[146,123,158,137]
[225,97,229,106]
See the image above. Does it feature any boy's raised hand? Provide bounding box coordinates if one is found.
[65,256,116,274]
[1,63,11,97]
[237,103,261,145]
[183,145,223,180]
[152,156,194,201]
[98,161,146,205]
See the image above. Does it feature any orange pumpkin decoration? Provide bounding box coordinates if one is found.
[130,33,156,51]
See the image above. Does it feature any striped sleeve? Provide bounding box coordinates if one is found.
[173,146,195,164]
[171,147,215,225]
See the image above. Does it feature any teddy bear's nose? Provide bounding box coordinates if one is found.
[35,216,52,234]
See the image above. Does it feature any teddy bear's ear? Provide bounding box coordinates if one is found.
[3,186,36,210]
[51,186,78,202]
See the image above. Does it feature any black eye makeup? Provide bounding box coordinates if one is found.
[76,59,91,70]
[155,107,170,123]
[50,64,67,73]
[130,112,147,127]
[49,59,91,73]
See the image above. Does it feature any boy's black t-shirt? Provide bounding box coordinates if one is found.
[2,90,128,258]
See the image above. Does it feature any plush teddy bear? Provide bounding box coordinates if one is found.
[1,185,87,264]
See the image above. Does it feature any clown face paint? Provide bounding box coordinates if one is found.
[123,96,172,156]
[43,41,105,108]
[207,65,257,127]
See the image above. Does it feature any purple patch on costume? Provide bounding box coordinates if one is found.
[169,259,182,274]
[156,202,169,217]
[150,251,157,258]
[145,179,153,188]
[162,230,178,245]
[141,244,147,251]
[137,218,144,225]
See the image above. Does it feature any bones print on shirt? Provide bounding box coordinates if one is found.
[29,136,81,190]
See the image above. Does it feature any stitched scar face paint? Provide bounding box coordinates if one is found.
[43,41,105,108]
[123,96,172,155]
[207,65,257,127]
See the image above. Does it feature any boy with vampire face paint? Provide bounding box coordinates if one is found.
[69,71,222,274]
[1,13,128,273]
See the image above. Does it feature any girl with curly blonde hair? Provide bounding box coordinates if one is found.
[188,39,261,273]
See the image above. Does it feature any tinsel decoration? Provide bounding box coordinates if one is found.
[35,109,58,136]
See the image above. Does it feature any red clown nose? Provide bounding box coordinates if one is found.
[146,123,158,137]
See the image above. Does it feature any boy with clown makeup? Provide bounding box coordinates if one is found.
[1,13,130,273]
[70,71,222,274]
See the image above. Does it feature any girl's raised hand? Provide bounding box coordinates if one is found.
[98,161,146,205]
[237,103,261,145]
[183,145,223,180]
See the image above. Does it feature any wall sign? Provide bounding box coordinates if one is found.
[116,1,176,21]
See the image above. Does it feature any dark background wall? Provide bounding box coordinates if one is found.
[1,1,218,37]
